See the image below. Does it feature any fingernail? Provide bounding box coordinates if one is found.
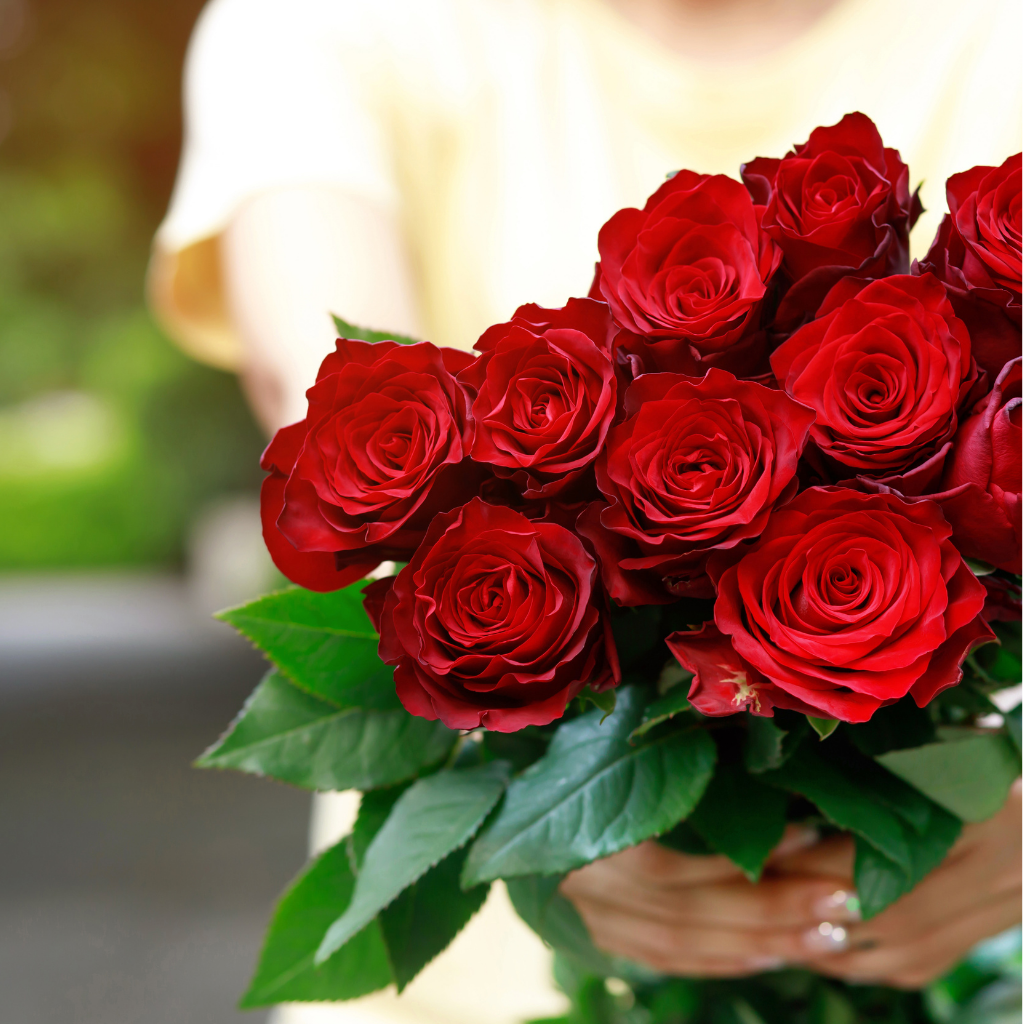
[802,921,850,953]
[812,889,861,922]
[745,956,785,972]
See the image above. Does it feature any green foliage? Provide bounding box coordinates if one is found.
[217,583,399,710]
[196,670,456,791]
[845,697,936,757]
[462,687,717,884]
[744,716,796,773]
[239,840,392,1007]
[379,844,490,991]
[877,734,1021,823]
[579,686,618,721]
[316,761,510,964]
[332,314,422,347]
[629,687,693,742]
[763,741,963,918]
[689,763,788,881]
[807,717,839,740]
[506,875,613,978]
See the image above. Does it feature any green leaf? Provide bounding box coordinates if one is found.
[506,875,613,978]
[379,844,490,991]
[347,785,410,873]
[630,687,693,743]
[217,584,399,710]
[332,314,422,347]
[688,763,788,881]
[315,761,510,964]
[462,687,717,884]
[196,670,457,791]
[578,685,617,722]
[483,728,552,774]
[239,840,391,1007]
[657,819,714,856]
[1006,705,1022,758]
[744,716,787,773]
[876,735,1021,822]
[762,744,912,870]
[845,697,936,757]
[853,801,961,919]
[807,717,839,740]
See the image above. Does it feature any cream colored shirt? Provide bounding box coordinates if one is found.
[150,2,1021,1021]
[151,0,1022,369]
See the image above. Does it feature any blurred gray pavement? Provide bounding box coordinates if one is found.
[0,571,311,1024]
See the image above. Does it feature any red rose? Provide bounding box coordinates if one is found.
[915,154,1021,379]
[260,338,477,591]
[578,368,815,603]
[742,112,921,328]
[934,357,1021,572]
[770,274,978,491]
[668,488,993,723]
[458,299,618,498]
[592,170,781,375]
[979,574,1022,624]
[377,498,619,732]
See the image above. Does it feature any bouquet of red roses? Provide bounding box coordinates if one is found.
[201,113,1022,1022]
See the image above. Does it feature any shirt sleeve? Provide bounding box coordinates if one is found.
[149,0,400,369]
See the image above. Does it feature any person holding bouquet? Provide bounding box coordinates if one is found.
[149,0,1021,1020]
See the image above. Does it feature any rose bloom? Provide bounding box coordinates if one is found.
[578,368,814,603]
[260,338,477,591]
[591,170,781,375]
[915,154,1021,379]
[926,357,1020,573]
[742,112,921,327]
[770,274,978,491]
[377,498,619,731]
[667,488,993,723]
[458,299,618,499]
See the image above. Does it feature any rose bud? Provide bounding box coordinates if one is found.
[591,170,782,376]
[933,357,1021,573]
[770,274,979,492]
[377,498,619,732]
[915,154,1021,380]
[458,299,618,499]
[578,368,815,603]
[668,488,993,723]
[260,338,478,591]
[742,112,921,329]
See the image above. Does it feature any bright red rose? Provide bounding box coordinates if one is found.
[668,488,993,723]
[578,368,815,603]
[915,154,1021,380]
[742,112,921,328]
[377,498,619,732]
[458,299,618,498]
[771,274,978,490]
[592,170,781,375]
[260,338,478,591]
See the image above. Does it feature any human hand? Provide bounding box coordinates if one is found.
[559,825,858,977]
[792,778,1022,988]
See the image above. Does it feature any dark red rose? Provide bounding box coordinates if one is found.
[915,154,1021,379]
[458,299,618,498]
[592,170,781,375]
[577,368,815,604]
[377,498,619,732]
[979,574,1022,624]
[742,112,921,328]
[935,357,1021,572]
[260,338,477,591]
[771,274,978,491]
[668,488,993,723]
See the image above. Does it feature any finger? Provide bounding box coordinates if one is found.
[802,890,1022,988]
[571,898,810,966]
[768,832,855,880]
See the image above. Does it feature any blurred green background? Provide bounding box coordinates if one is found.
[0,0,264,570]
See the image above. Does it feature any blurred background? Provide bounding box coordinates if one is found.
[0,2,309,1020]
